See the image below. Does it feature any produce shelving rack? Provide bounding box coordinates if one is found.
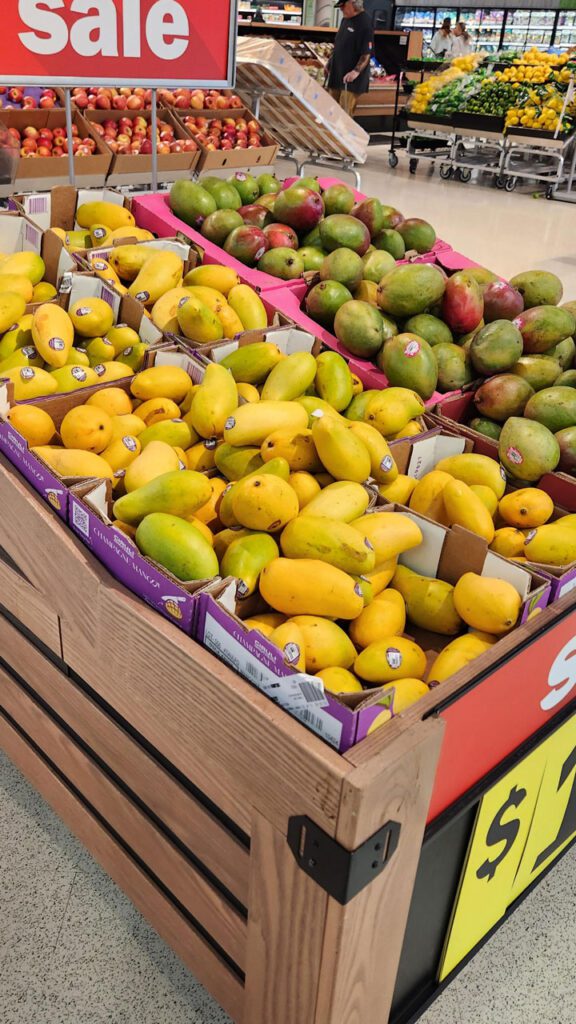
[2,435,576,1023]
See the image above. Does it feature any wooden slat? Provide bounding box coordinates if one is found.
[0,456,349,840]
[243,813,329,1024]
[0,665,247,971]
[0,612,250,905]
[0,711,245,1024]
[0,549,62,657]
[314,718,444,1024]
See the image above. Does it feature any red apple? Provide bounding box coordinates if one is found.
[8,88,23,103]
[139,139,153,154]
[96,95,111,109]
[23,126,39,139]
[22,138,37,151]
[215,96,229,109]
[53,127,66,139]
[229,95,243,108]
[23,97,38,109]
[113,96,127,110]
[220,139,233,150]
[181,139,197,151]
[158,143,171,154]
[127,96,143,110]
[52,145,64,156]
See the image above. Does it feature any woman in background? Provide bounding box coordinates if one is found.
[450,22,473,57]
[430,18,452,59]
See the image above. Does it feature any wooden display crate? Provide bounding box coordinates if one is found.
[2,449,576,1022]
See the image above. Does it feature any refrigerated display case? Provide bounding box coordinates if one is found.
[238,0,303,25]
[394,7,437,50]
[465,7,504,52]
[501,9,557,51]
[554,11,576,52]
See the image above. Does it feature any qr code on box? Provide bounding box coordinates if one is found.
[72,501,90,538]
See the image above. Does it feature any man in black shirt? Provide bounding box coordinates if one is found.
[327,0,374,116]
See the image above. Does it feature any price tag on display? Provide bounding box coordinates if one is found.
[440,711,576,981]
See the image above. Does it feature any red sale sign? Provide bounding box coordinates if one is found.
[0,0,237,87]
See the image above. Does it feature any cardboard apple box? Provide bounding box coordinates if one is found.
[1,109,111,187]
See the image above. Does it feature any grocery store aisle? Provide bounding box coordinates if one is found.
[1,745,576,1024]
[277,147,576,297]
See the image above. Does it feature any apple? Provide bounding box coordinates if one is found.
[23,126,39,139]
[229,94,243,108]
[23,96,38,109]
[22,138,37,151]
[22,150,37,159]
[236,139,248,149]
[52,145,64,156]
[91,123,105,136]
[158,143,171,154]
[113,96,127,110]
[215,96,229,110]
[247,120,260,132]
[53,127,66,139]
[140,139,153,155]
[182,139,197,152]
[96,95,111,109]
[117,144,131,154]
[127,96,143,110]
[220,139,233,150]
[8,88,23,103]
[39,96,56,109]
[170,141,184,152]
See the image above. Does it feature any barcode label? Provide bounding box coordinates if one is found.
[72,502,90,538]
[298,679,326,705]
[294,707,343,749]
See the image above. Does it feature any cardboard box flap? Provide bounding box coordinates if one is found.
[397,511,447,579]
[0,212,42,255]
[406,434,468,480]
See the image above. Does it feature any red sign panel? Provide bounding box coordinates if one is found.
[0,1,237,88]
[428,610,576,821]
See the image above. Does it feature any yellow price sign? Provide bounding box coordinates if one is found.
[440,711,576,981]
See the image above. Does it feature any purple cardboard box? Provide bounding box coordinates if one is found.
[68,480,214,635]
[0,396,69,519]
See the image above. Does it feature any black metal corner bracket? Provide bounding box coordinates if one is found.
[287,815,401,905]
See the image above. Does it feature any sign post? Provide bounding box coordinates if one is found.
[0,0,238,187]
[64,88,75,188]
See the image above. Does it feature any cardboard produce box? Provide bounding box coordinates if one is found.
[1,109,111,187]
[194,502,550,752]
[173,107,278,171]
[85,108,199,181]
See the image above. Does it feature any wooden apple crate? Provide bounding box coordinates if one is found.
[0,453,443,1024]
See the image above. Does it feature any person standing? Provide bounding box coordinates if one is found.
[326,0,374,117]
[430,18,452,59]
[449,22,473,57]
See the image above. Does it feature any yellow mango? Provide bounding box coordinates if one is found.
[352,512,422,563]
[435,453,506,499]
[217,303,245,340]
[0,275,33,302]
[316,667,363,694]
[86,387,132,418]
[31,304,74,368]
[109,414,147,441]
[236,382,260,403]
[177,295,224,344]
[427,634,493,684]
[314,351,354,412]
[392,565,462,636]
[260,559,364,619]
[347,420,398,485]
[0,314,33,360]
[32,283,57,303]
[86,336,116,366]
[188,518,214,547]
[354,280,379,305]
[131,366,192,403]
[490,527,526,558]
[0,292,26,335]
[261,427,322,473]
[124,440,180,492]
[189,363,238,439]
[31,446,113,481]
[114,469,211,525]
[289,471,321,510]
[280,515,376,574]
[0,251,45,285]
[453,572,522,634]
[50,364,99,392]
[363,558,398,596]
[350,589,406,649]
[112,520,137,539]
[107,226,153,243]
[443,478,495,543]
[66,347,90,367]
[92,361,133,384]
[382,678,430,713]
[298,396,346,427]
[76,201,136,231]
[378,474,418,505]
[300,480,370,521]
[261,351,317,402]
[100,435,142,484]
[409,470,452,524]
[221,533,279,597]
[355,636,427,686]
[184,265,240,296]
[150,287,193,332]
[106,327,141,359]
[524,523,576,566]
[60,406,113,453]
[470,484,498,517]
[132,396,180,426]
[186,441,217,473]
[218,459,290,528]
[4,366,58,400]
[90,256,126,294]
[193,477,228,529]
[139,419,194,451]
[315,472,335,488]
[109,244,152,282]
[350,372,363,396]
[242,612,286,637]
[69,297,114,339]
[365,388,425,437]
[498,488,554,529]
[227,284,267,330]
[0,347,42,372]
[367,709,393,734]
[214,442,262,480]
[128,251,184,307]
[135,513,218,582]
[213,528,255,563]
[269,621,306,672]
[7,405,55,446]
[185,285,227,314]
[312,415,371,483]
[390,420,425,440]
[232,474,299,532]
[223,400,308,447]
[220,341,284,385]
[289,616,357,672]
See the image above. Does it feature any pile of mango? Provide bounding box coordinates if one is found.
[10,355,532,723]
[0,297,145,397]
[170,175,438,280]
[49,199,153,256]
